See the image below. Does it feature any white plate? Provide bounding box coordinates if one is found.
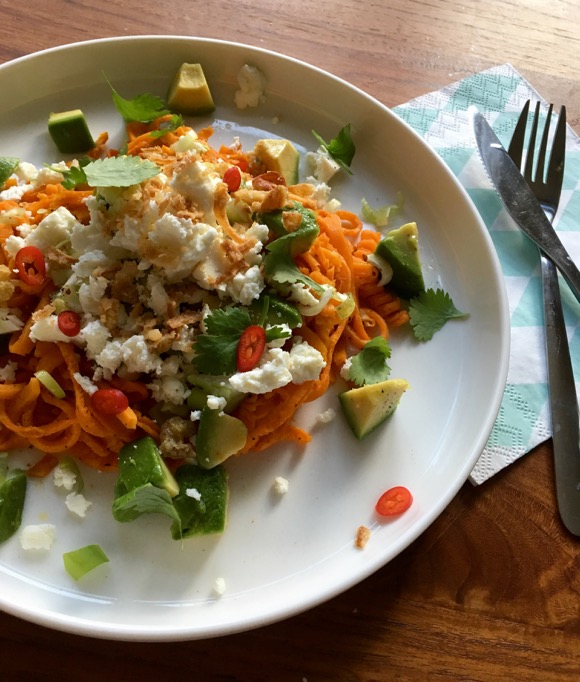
[0,36,509,641]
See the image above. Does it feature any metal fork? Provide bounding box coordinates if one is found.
[508,101,580,536]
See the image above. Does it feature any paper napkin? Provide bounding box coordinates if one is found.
[393,64,580,484]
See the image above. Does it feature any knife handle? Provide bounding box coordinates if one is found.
[541,254,580,535]
[535,230,580,306]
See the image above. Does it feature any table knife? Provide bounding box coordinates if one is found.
[469,106,580,305]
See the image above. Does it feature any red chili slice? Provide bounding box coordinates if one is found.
[375,486,413,517]
[15,245,46,287]
[90,388,129,416]
[57,310,81,337]
[223,165,242,192]
[236,325,267,372]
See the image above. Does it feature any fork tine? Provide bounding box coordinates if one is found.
[547,104,567,195]
[534,102,554,184]
[524,101,541,182]
[507,99,530,167]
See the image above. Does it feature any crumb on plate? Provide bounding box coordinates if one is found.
[355,525,371,549]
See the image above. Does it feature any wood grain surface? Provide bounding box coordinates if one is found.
[1,1,579,679]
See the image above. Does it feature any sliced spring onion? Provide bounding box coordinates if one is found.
[336,292,356,320]
[63,544,109,581]
[366,253,394,287]
[34,370,65,399]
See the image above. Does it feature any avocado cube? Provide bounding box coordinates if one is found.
[167,63,215,115]
[254,138,300,185]
[339,378,409,440]
[48,109,95,154]
[374,222,425,299]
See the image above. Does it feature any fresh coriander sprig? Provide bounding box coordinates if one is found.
[54,155,160,190]
[348,337,392,386]
[312,123,355,174]
[408,288,468,341]
[0,157,19,189]
[105,74,171,123]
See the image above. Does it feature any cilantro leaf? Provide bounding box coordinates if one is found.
[112,483,182,537]
[0,157,19,189]
[348,336,392,387]
[408,288,468,341]
[149,114,184,138]
[312,123,355,174]
[265,325,292,343]
[106,76,170,123]
[57,155,160,189]
[192,307,252,375]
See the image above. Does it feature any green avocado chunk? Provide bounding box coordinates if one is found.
[117,436,179,497]
[48,109,95,154]
[167,62,215,115]
[374,222,425,299]
[187,375,244,413]
[196,409,248,469]
[254,138,300,185]
[339,378,409,440]
[170,463,228,538]
[259,202,319,255]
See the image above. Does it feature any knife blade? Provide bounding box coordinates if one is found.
[469,106,580,305]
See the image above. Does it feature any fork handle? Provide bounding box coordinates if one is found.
[541,253,580,535]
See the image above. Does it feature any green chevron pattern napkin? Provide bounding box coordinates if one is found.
[394,64,580,484]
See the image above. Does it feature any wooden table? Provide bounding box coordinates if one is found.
[1,1,579,679]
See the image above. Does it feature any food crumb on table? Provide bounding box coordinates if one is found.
[355,525,371,549]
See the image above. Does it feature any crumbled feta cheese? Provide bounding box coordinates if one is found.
[228,342,325,394]
[227,265,265,305]
[79,319,111,358]
[171,129,207,154]
[306,148,341,183]
[340,358,352,382]
[73,372,98,395]
[20,524,56,550]
[234,64,267,109]
[170,162,221,226]
[29,315,73,343]
[3,234,26,258]
[273,476,289,495]
[206,394,227,411]
[65,492,92,517]
[78,275,109,315]
[185,487,202,501]
[315,408,336,424]
[148,376,190,405]
[212,577,226,597]
[0,360,17,382]
[287,341,326,384]
[24,206,78,252]
[15,161,39,182]
[53,464,77,491]
[190,410,202,421]
[119,335,162,375]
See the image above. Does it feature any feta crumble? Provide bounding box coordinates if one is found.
[273,476,289,495]
[212,576,226,597]
[315,408,336,424]
[234,64,267,109]
[53,464,77,491]
[65,492,92,518]
[185,487,202,501]
[20,524,56,550]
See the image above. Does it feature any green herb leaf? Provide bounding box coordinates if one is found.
[348,336,392,386]
[312,124,355,174]
[192,307,253,375]
[0,471,27,544]
[0,157,19,189]
[59,164,89,190]
[63,544,109,581]
[149,113,184,138]
[112,482,182,536]
[265,325,292,343]
[170,464,229,539]
[84,155,160,187]
[408,288,468,341]
[107,77,170,123]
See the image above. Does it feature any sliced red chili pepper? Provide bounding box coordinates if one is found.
[223,165,242,192]
[375,486,413,517]
[236,325,267,372]
[57,310,81,337]
[90,388,129,416]
[15,245,46,288]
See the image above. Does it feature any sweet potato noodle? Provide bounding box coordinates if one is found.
[0,117,409,475]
